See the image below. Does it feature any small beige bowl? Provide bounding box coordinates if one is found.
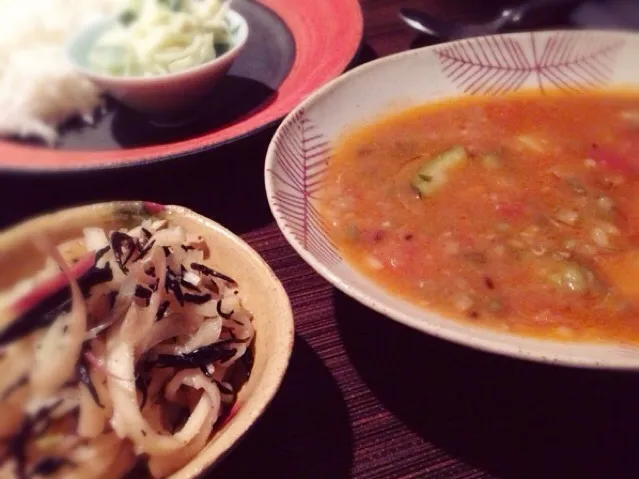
[67,11,249,122]
[0,201,294,478]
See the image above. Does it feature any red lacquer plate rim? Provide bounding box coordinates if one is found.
[0,0,363,172]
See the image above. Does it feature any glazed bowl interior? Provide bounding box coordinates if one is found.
[0,201,294,478]
[265,29,639,370]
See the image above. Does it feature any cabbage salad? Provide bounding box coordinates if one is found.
[89,0,233,77]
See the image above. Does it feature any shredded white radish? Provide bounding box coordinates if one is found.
[0,216,254,478]
[84,227,110,251]
[30,240,88,398]
[177,317,222,354]
[183,270,201,287]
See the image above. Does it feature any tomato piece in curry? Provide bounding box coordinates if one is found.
[319,89,639,342]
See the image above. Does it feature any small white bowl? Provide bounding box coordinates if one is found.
[67,10,249,122]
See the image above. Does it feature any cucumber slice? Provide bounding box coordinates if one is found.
[411,145,468,197]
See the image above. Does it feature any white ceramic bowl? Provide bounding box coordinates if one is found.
[67,11,249,121]
[265,29,639,370]
[0,201,294,478]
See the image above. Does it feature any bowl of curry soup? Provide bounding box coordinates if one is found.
[265,30,639,369]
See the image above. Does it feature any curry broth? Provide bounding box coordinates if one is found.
[320,89,639,342]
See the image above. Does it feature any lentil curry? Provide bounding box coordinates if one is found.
[319,90,639,342]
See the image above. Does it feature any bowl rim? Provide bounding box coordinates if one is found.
[66,9,249,85]
[0,201,295,477]
[264,29,639,370]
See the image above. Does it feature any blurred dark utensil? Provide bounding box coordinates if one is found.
[399,0,585,41]
[571,0,639,30]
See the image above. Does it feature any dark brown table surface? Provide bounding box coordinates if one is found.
[3,1,639,478]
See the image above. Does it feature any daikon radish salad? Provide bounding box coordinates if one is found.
[88,0,235,77]
[0,218,255,478]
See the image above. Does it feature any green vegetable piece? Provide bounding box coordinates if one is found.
[344,225,360,241]
[159,0,183,11]
[214,42,231,56]
[411,145,468,197]
[481,152,501,169]
[550,262,590,294]
[566,177,587,196]
[118,9,137,26]
[487,298,504,313]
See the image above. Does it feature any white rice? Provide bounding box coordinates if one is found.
[0,0,120,145]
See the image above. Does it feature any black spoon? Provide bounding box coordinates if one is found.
[399,0,586,41]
